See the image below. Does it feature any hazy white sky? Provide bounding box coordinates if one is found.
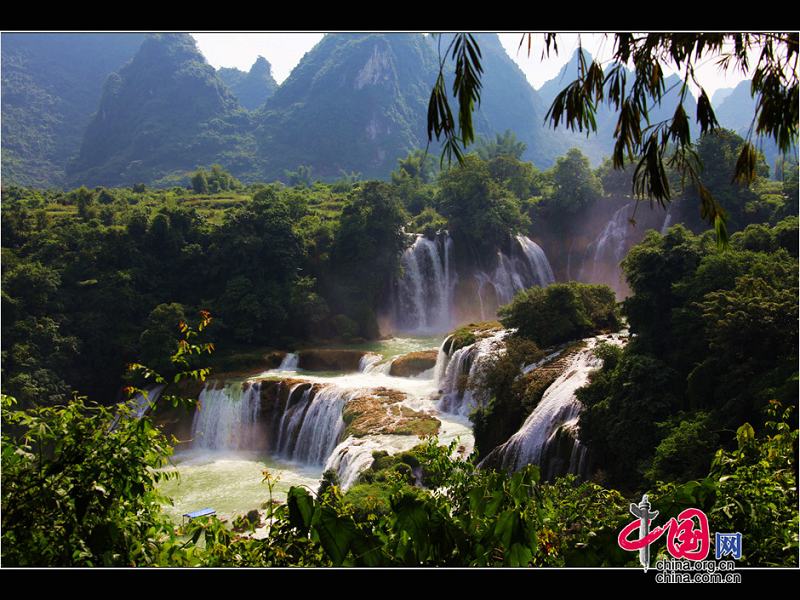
[191,32,752,98]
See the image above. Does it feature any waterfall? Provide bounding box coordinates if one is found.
[481,335,621,477]
[277,353,299,371]
[389,232,555,334]
[272,384,352,466]
[359,352,390,374]
[660,203,674,234]
[579,202,635,294]
[435,330,507,418]
[515,235,556,286]
[391,233,456,334]
[475,236,556,311]
[110,384,165,431]
[191,382,262,451]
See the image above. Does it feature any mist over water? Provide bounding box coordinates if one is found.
[387,232,555,334]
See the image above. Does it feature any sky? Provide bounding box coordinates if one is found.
[191,32,753,99]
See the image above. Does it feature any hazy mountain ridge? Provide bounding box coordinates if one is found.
[67,34,258,187]
[535,48,698,166]
[218,56,278,110]
[714,79,791,169]
[1,33,146,187]
[7,33,780,189]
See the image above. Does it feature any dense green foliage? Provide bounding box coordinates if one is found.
[1,394,182,566]
[577,219,798,490]
[435,33,798,243]
[471,337,547,458]
[437,155,530,252]
[4,394,795,567]
[498,282,620,347]
[3,144,570,406]
[327,182,408,339]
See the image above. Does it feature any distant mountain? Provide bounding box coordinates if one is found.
[68,34,257,187]
[712,86,734,107]
[537,47,593,109]
[218,56,278,110]
[30,33,720,188]
[254,33,558,181]
[252,33,440,181]
[714,79,787,170]
[714,79,755,133]
[1,33,146,187]
[462,34,560,168]
[536,49,697,166]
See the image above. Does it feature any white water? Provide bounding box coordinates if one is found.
[482,334,623,474]
[258,342,477,487]
[516,235,556,286]
[111,384,166,431]
[390,232,554,334]
[277,352,299,371]
[191,382,262,451]
[359,352,390,374]
[580,202,634,288]
[131,384,166,418]
[278,385,352,466]
[391,233,457,334]
[434,329,508,418]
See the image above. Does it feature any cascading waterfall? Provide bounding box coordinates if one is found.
[660,203,674,234]
[391,232,456,334]
[272,384,353,466]
[434,329,508,417]
[110,384,166,431]
[389,232,554,334]
[580,202,634,283]
[325,435,419,490]
[475,236,555,315]
[191,382,263,451]
[359,352,390,374]
[277,353,299,371]
[481,335,622,477]
[515,235,556,286]
[132,384,166,417]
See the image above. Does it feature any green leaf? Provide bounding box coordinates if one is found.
[506,543,533,567]
[736,422,755,448]
[287,486,314,533]
[312,507,355,566]
[493,510,519,550]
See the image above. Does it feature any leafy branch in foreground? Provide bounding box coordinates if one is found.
[430,32,799,246]
[1,312,216,566]
[427,33,483,167]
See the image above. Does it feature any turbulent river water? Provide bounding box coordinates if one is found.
[158,336,474,522]
[156,228,625,525]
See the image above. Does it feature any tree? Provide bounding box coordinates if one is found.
[548,148,603,213]
[474,130,527,160]
[437,155,529,251]
[429,33,799,243]
[328,181,408,337]
[191,169,209,194]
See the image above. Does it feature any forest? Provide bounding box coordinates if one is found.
[2,120,798,567]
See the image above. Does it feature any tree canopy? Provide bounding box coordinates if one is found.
[428,32,799,243]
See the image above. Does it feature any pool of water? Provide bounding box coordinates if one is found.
[158,335,473,523]
[159,451,322,523]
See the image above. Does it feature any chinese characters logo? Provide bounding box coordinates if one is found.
[617,494,742,571]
